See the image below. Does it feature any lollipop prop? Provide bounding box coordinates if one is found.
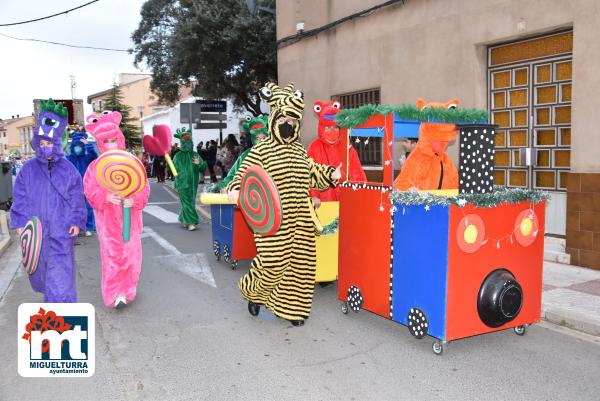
[143,124,177,176]
[96,150,147,242]
[20,217,43,274]
[200,165,282,236]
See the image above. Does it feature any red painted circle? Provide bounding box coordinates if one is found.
[457,214,486,253]
[514,209,539,247]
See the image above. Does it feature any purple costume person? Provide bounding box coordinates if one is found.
[10,99,86,302]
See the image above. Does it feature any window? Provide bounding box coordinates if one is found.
[332,88,382,170]
[488,31,572,191]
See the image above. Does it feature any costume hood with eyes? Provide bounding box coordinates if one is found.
[67,130,98,232]
[394,99,459,191]
[307,100,366,201]
[225,83,339,322]
[32,98,69,162]
[10,99,86,302]
[173,128,206,225]
[82,111,150,308]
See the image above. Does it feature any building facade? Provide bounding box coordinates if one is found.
[87,73,193,133]
[0,116,34,158]
[275,0,600,269]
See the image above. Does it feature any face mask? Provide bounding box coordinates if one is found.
[40,146,53,158]
[321,127,340,144]
[104,142,118,150]
[73,145,83,155]
[278,122,295,141]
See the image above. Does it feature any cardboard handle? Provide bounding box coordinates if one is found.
[165,153,178,177]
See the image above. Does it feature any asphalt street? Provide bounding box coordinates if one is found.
[0,182,599,401]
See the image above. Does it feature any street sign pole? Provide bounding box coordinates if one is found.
[218,112,223,145]
[188,103,193,137]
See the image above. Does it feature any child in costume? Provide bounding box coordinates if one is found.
[83,111,150,308]
[394,99,459,191]
[67,130,98,236]
[217,114,269,191]
[226,83,341,326]
[173,128,206,231]
[10,99,87,302]
[307,100,366,206]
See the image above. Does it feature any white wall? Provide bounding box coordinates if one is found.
[141,98,247,147]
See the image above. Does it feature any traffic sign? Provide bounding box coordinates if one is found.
[196,100,227,113]
[195,122,227,130]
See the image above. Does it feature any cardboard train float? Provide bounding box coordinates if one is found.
[204,194,339,283]
[335,106,547,354]
[200,101,547,355]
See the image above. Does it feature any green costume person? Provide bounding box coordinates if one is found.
[173,128,206,230]
[217,115,269,191]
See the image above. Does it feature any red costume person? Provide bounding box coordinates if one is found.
[307,100,366,202]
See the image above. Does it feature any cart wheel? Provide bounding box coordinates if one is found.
[231,260,238,270]
[248,301,260,316]
[514,325,527,336]
[432,340,446,356]
[347,285,363,312]
[341,302,349,314]
[213,240,221,261]
[407,308,429,339]
[223,244,231,264]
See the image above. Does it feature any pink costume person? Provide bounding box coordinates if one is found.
[82,111,150,308]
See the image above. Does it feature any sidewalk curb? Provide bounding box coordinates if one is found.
[0,235,11,258]
[0,210,12,259]
[542,306,600,337]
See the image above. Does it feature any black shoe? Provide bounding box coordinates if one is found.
[289,320,304,327]
[248,301,260,316]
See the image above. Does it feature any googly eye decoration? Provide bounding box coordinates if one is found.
[514,209,539,247]
[457,214,486,253]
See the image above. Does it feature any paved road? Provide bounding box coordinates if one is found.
[1,182,599,401]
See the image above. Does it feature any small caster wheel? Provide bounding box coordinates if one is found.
[213,240,221,261]
[223,244,231,264]
[248,301,260,316]
[231,260,238,270]
[341,302,349,314]
[514,325,527,336]
[347,285,363,312]
[432,340,446,355]
[318,281,335,288]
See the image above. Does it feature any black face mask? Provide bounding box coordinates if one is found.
[278,122,295,141]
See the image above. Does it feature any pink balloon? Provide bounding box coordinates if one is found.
[143,124,172,156]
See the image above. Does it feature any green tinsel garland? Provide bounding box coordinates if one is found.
[202,183,221,193]
[389,186,550,208]
[335,103,489,129]
[320,216,339,236]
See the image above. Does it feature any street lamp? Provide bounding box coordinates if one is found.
[245,0,274,16]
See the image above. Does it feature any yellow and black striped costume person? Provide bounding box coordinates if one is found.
[226,82,339,325]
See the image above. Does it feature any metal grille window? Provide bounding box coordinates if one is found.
[333,88,381,167]
[488,31,572,191]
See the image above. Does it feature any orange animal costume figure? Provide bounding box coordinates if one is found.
[394,99,460,191]
[307,100,366,201]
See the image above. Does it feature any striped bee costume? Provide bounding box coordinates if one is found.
[226,82,338,323]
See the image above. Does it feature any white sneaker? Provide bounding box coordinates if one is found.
[85,231,92,237]
[114,295,127,309]
[187,224,196,231]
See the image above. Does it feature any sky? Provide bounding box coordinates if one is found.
[0,0,149,119]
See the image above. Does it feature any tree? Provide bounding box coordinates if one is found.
[132,0,277,116]
[102,84,142,149]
